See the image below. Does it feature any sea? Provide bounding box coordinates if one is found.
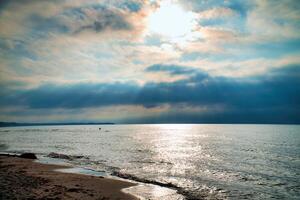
[0,124,299,199]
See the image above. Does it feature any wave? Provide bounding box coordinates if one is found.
[111,170,226,200]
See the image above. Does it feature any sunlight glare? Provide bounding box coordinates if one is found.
[147,1,196,41]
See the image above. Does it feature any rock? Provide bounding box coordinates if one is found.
[48,152,71,160]
[47,152,88,160]
[72,155,85,159]
[19,153,37,159]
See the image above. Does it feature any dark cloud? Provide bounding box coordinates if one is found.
[72,6,133,34]
[0,0,10,11]
[25,4,133,35]
[124,107,300,124]
[0,82,140,109]
[1,65,299,124]
[0,1,134,37]
[118,1,143,12]
[146,64,201,76]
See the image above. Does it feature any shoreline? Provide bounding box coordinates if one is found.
[0,154,138,200]
[0,152,186,200]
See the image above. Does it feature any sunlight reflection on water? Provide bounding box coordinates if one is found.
[0,124,299,199]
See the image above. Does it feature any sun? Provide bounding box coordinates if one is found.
[147,1,196,42]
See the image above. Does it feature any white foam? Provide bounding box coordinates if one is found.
[122,183,185,200]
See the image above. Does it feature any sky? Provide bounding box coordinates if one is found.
[0,0,299,124]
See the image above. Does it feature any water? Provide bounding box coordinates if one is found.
[0,124,299,199]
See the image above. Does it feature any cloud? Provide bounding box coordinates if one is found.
[146,64,199,76]
[0,0,299,124]
[200,27,238,42]
[198,7,237,19]
[181,0,299,45]
[114,0,144,13]
[179,0,253,17]
[1,64,299,123]
[0,0,65,38]
[0,0,148,39]
[247,0,300,40]
[70,6,133,34]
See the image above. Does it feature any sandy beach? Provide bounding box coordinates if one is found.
[0,155,138,200]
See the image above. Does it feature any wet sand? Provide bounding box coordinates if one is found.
[0,155,138,200]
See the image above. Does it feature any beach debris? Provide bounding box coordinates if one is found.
[19,153,37,159]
